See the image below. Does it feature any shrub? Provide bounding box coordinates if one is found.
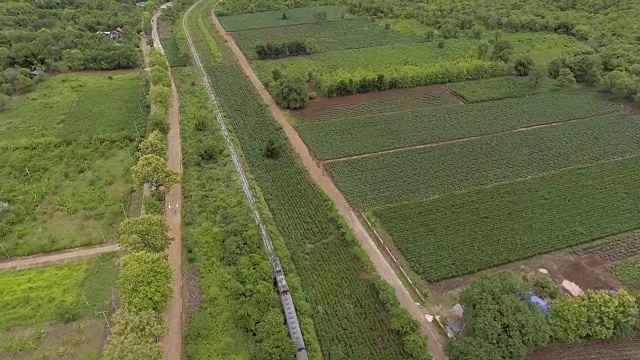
[264,139,281,159]
[138,131,168,159]
[491,40,513,63]
[437,39,446,48]
[514,56,534,76]
[55,303,81,323]
[470,25,484,39]
[600,70,640,98]
[255,41,310,59]
[142,196,164,215]
[103,310,167,360]
[197,141,222,164]
[272,68,282,81]
[448,337,500,360]
[118,252,172,313]
[150,66,171,88]
[118,215,171,253]
[271,76,308,109]
[557,68,576,87]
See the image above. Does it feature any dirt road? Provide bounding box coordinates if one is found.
[211,13,448,360]
[0,244,119,272]
[151,8,184,360]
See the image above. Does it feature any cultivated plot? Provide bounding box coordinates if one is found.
[327,113,640,209]
[0,73,146,143]
[300,89,624,159]
[447,76,561,103]
[219,5,356,31]
[374,156,640,281]
[231,19,424,60]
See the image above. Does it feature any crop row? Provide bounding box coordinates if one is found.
[446,76,562,103]
[293,86,460,123]
[328,113,639,209]
[299,88,625,159]
[220,5,356,31]
[232,19,423,60]
[573,230,640,263]
[205,63,412,359]
[374,155,640,281]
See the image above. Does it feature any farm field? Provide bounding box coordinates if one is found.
[203,63,410,359]
[0,73,146,144]
[299,89,623,160]
[252,32,588,86]
[219,5,356,31]
[0,254,116,358]
[0,72,145,257]
[231,18,423,60]
[292,85,461,123]
[327,113,640,209]
[529,334,640,360]
[447,76,561,103]
[374,155,640,281]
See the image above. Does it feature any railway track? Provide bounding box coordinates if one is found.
[182,3,308,359]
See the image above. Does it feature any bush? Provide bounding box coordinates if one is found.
[197,141,222,164]
[118,252,172,313]
[272,68,282,81]
[142,195,164,215]
[514,56,534,76]
[491,40,513,63]
[103,310,167,360]
[557,68,576,87]
[150,66,171,88]
[470,25,484,39]
[271,76,308,109]
[118,215,171,253]
[600,70,640,98]
[264,139,281,159]
[255,41,310,60]
[448,337,500,360]
[55,303,81,323]
[139,131,168,159]
[317,60,511,97]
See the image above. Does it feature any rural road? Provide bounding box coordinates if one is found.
[0,244,119,272]
[152,8,185,360]
[211,12,448,360]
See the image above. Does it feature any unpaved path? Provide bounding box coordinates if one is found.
[152,8,184,360]
[0,245,119,272]
[212,13,448,360]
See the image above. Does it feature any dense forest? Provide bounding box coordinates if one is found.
[0,0,142,73]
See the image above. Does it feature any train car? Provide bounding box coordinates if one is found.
[282,293,308,360]
[271,256,290,294]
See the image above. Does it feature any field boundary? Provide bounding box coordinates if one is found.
[0,244,119,272]
[323,110,626,164]
[360,213,426,304]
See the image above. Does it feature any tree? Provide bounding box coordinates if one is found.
[271,75,308,109]
[548,58,569,79]
[460,275,550,360]
[530,69,546,89]
[571,54,602,84]
[139,131,168,159]
[149,85,171,111]
[131,154,179,191]
[103,310,166,360]
[118,252,172,313]
[264,138,281,159]
[600,70,639,98]
[15,75,36,93]
[448,337,501,360]
[477,41,490,60]
[150,65,171,87]
[470,25,484,39]
[514,56,534,76]
[272,68,281,81]
[118,215,171,253]
[635,93,640,107]
[491,40,513,63]
[254,309,293,360]
[557,68,576,87]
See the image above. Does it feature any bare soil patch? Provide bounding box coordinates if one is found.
[293,85,463,121]
[530,334,640,360]
[266,28,288,38]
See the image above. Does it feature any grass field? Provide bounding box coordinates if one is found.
[219,5,356,31]
[299,89,624,159]
[0,254,117,330]
[293,86,460,123]
[203,62,410,359]
[608,259,640,289]
[232,19,423,60]
[253,32,587,85]
[327,114,640,209]
[447,76,561,103]
[374,155,640,281]
[0,73,146,144]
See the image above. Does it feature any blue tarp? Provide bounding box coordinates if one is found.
[528,291,549,314]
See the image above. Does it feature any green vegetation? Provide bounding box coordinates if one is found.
[0,254,117,330]
[0,73,146,143]
[232,19,423,59]
[447,76,560,102]
[299,89,623,159]
[204,61,412,359]
[294,86,460,123]
[220,5,356,31]
[328,113,639,209]
[374,156,640,281]
[174,66,319,360]
[449,275,550,360]
[185,0,224,65]
[0,0,141,72]
[609,261,640,289]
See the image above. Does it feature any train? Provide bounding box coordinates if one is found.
[271,256,308,360]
